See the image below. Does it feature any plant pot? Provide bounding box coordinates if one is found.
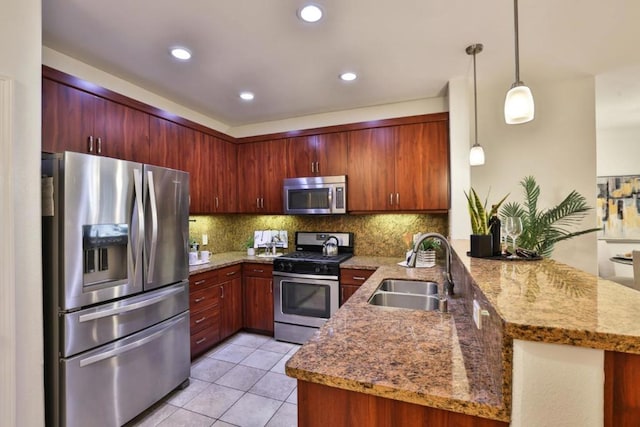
[247,248,255,256]
[416,249,436,268]
[470,234,493,258]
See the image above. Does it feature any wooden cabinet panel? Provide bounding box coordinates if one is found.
[148,116,185,170]
[297,381,508,427]
[347,120,449,212]
[395,121,449,211]
[243,263,274,334]
[212,137,238,213]
[286,133,348,178]
[237,140,287,213]
[220,276,243,340]
[340,268,374,306]
[42,78,95,154]
[190,320,220,358]
[604,351,640,426]
[184,130,212,213]
[42,78,150,162]
[347,127,396,211]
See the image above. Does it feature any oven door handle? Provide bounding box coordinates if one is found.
[273,272,339,282]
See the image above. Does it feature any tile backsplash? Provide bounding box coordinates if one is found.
[189,213,448,258]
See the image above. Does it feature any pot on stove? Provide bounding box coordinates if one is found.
[323,236,339,256]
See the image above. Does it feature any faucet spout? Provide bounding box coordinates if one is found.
[407,232,454,295]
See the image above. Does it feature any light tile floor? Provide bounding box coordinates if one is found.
[126,332,301,427]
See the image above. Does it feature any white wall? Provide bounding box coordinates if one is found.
[470,76,598,274]
[0,0,44,426]
[511,340,604,427]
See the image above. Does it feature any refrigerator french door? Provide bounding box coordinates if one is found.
[42,152,191,427]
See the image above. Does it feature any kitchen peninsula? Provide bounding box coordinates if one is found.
[286,240,640,426]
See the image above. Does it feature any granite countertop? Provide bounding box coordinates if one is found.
[449,240,640,354]
[188,251,275,275]
[286,262,509,422]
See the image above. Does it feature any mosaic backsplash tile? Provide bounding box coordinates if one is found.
[189,213,448,257]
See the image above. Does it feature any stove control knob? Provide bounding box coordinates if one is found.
[321,264,329,274]
[286,263,293,272]
[314,265,321,274]
[275,262,285,271]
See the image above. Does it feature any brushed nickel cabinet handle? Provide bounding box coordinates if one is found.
[316,162,319,174]
[226,271,237,276]
[353,276,366,281]
[96,137,102,154]
[194,316,206,324]
[194,297,206,303]
[389,193,393,205]
[194,279,206,285]
[220,285,225,299]
[215,197,219,208]
[196,337,206,345]
[396,193,399,205]
[88,136,94,153]
[253,269,264,273]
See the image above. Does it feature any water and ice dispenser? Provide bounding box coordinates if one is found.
[82,224,128,286]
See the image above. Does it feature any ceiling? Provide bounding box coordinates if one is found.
[43,0,640,127]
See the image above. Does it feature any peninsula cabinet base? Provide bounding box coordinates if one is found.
[604,351,640,426]
[297,381,508,427]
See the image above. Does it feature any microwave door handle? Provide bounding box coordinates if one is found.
[146,170,159,285]
[131,168,144,287]
[328,188,333,212]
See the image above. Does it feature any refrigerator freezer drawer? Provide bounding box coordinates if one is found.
[60,311,190,427]
[62,281,188,357]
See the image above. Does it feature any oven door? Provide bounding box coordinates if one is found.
[274,273,339,328]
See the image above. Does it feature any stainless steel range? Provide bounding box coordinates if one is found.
[273,231,354,344]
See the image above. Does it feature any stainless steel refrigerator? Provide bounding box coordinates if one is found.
[42,152,191,427]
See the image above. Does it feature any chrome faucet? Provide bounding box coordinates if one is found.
[407,232,454,295]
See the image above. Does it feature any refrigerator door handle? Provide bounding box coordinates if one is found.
[79,315,184,367]
[132,168,145,287]
[146,170,159,285]
[77,285,184,323]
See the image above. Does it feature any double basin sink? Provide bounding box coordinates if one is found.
[368,279,444,311]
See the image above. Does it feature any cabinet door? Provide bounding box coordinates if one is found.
[220,276,243,340]
[149,116,185,170]
[213,137,237,213]
[316,132,348,177]
[237,142,262,213]
[261,139,287,213]
[95,98,150,163]
[347,127,395,211]
[184,131,213,214]
[395,122,449,210]
[286,136,317,177]
[243,264,274,335]
[42,78,95,154]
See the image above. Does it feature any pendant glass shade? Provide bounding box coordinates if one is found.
[504,83,534,124]
[469,143,485,166]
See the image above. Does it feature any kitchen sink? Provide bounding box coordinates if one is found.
[378,279,438,295]
[368,292,440,311]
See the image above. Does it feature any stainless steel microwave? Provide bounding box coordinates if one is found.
[283,175,347,215]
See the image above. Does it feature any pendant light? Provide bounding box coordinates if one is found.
[504,0,534,124]
[466,43,485,166]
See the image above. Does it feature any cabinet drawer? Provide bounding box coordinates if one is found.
[190,306,220,334]
[340,268,374,286]
[189,286,219,312]
[189,270,218,291]
[243,263,273,278]
[190,323,220,357]
[218,264,242,281]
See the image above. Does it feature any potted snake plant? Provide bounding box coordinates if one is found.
[465,188,509,258]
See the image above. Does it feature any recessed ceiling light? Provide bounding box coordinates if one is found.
[298,4,323,23]
[340,72,357,82]
[239,92,255,101]
[170,47,192,61]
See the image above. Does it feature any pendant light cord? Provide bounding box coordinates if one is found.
[513,0,520,84]
[472,48,478,146]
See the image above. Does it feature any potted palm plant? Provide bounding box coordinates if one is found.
[465,188,509,258]
[500,176,601,257]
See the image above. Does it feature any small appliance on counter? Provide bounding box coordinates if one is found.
[253,230,288,257]
[273,231,354,344]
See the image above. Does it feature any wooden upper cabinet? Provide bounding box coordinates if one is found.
[42,78,150,163]
[395,121,449,211]
[237,140,287,213]
[148,116,186,170]
[347,121,449,212]
[184,130,212,214]
[212,137,237,213]
[347,127,396,211]
[42,78,95,154]
[286,133,348,177]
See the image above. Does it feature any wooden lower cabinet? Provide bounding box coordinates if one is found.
[218,265,243,339]
[297,381,508,427]
[604,351,640,426]
[189,269,220,358]
[242,263,274,335]
[339,268,374,306]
